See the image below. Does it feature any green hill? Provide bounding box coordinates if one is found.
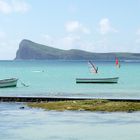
[15,39,140,60]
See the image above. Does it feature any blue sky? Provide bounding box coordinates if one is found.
[0,0,140,59]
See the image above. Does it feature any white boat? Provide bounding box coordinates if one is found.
[0,78,18,88]
[76,77,119,84]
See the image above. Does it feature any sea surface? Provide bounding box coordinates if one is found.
[0,60,140,140]
[0,60,140,98]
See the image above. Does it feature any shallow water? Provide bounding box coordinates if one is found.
[0,103,140,140]
[0,60,140,98]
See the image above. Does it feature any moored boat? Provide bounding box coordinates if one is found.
[76,77,119,84]
[0,78,18,88]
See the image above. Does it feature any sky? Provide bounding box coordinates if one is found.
[0,0,140,60]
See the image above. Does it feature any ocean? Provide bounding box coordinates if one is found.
[0,60,140,140]
[0,60,140,98]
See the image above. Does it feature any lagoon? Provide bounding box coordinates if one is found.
[0,60,140,98]
[0,60,140,140]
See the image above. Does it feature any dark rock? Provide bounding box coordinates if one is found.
[19,106,25,109]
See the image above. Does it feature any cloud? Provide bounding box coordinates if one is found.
[40,21,91,50]
[58,35,81,49]
[0,0,30,14]
[65,21,90,34]
[99,18,118,35]
[0,0,11,14]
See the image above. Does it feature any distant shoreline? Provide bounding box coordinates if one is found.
[15,39,140,60]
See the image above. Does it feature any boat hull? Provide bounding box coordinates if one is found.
[0,78,18,88]
[76,77,119,84]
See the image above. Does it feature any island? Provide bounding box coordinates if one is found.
[15,39,140,60]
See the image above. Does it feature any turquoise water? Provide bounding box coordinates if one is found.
[0,60,140,140]
[0,60,140,98]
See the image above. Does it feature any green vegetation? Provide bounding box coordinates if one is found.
[15,39,140,60]
[27,100,140,112]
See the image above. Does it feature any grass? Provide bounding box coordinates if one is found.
[27,99,140,112]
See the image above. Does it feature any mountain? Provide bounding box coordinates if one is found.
[15,39,140,60]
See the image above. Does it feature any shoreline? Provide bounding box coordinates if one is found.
[27,99,140,112]
[0,96,140,112]
[0,96,140,102]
